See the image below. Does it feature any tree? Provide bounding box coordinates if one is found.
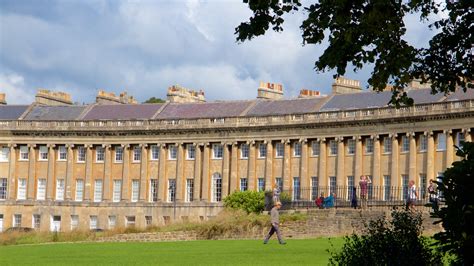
[236,0,473,106]
[328,210,442,265]
[433,142,474,265]
[143,97,165,104]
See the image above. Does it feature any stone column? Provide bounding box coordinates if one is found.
[248,141,256,191]
[264,140,273,191]
[46,144,55,200]
[446,130,454,168]
[175,143,184,201]
[201,144,210,201]
[318,138,327,188]
[193,144,202,200]
[65,144,74,200]
[283,140,291,191]
[27,144,36,200]
[229,143,238,193]
[372,135,381,199]
[138,144,148,202]
[121,144,130,201]
[157,144,166,201]
[426,132,435,183]
[336,137,345,188]
[390,134,399,188]
[464,128,472,142]
[103,145,112,201]
[300,139,309,199]
[222,143,230,197]
[354,136,362,181]
[8,144,16,200]
[408,133,417,183]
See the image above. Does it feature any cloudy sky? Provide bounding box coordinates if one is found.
[0,0,440,104]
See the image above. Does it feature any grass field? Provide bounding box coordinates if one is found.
[0,238,343,265]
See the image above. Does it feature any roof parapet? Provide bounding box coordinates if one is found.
[96,90,138,104]
[0,93,6,105]
[35,89,73,105]
[167,85,206,103]
[332,77,362,94]
[257,81,283,100]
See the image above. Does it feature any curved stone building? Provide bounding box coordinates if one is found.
[0,80,473,232]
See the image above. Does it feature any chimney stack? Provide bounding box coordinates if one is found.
[298,89,324,98]
[167,85,206,103]
[257,81,283,100]
[96,90,138,104]
[331,77,362,94]
[0,93,6,105]
[35,89,73,105]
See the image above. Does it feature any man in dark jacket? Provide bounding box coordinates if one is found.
[263,202,286,245]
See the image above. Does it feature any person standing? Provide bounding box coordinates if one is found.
[359,175,371,209]
[351,187,358,209]
[406,180,418,211]
[263,202,286,245]
[427,179,438,213]
[272,184,281,204]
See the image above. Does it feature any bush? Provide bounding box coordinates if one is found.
[328,210,442,265]
[433,141,474,265]
[223,191,265,214]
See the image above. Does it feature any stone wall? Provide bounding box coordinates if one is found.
[98,209,443,242]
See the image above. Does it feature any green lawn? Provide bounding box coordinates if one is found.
[0,238,342,265]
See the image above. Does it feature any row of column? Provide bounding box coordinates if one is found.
[3,128,471,202]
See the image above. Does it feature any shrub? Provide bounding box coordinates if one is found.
[223,191,265,214]
[433,141,474,265]
[328,210,442,265]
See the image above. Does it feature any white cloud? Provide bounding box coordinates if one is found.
[0,73,34,104]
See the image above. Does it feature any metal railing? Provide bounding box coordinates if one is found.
[270,186,440,210]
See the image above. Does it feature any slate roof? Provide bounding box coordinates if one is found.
[406,88,445,104]
[320,91,393,111]
[0,105,29,120]
[246,98,327,116]
[23,106,87,120]
[82,104,163,120]
[444,88,474,101]
[156,101,254,119]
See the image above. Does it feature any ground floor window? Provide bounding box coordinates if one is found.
[33,214,41,230]
[185,179,194,202]
[13,214,21,227]
[145,216,152,227]
[50,215,61,232]
[211,173,222,202]
[108,216,116,229]
[150,179,159,202]
[293,177,301,201]
[126,216,135,227]
[71,215,79,230]
[257,178,265,192]
[90,216,98,230]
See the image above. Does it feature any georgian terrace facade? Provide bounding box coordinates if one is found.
[0,87,473,232]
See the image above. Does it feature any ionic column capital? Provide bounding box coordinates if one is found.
[317,137,326,143]
[371,134,379,140]
[8,143,17,148]
[389,133,398,139]
[47,144,56,148]
[443,129,453,135]
[406,132,415,137]
[65,144,74,148]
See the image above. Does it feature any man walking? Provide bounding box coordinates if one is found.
[263,202,286,245]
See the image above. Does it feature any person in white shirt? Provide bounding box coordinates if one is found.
[406,180,417,211]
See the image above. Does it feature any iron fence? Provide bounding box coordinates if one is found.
[267,186,440,210]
